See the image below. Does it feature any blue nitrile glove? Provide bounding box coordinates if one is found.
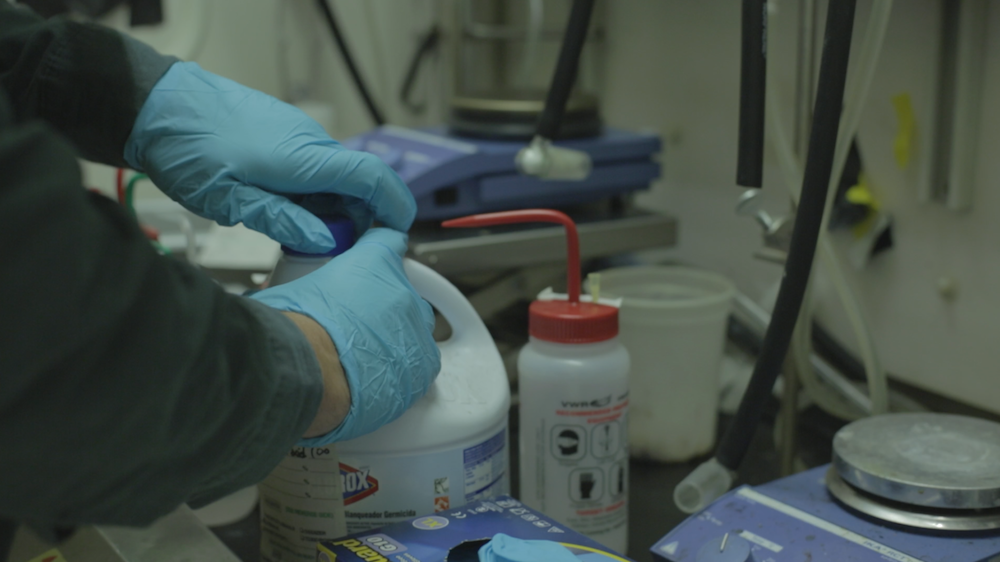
[125,62,415,253]
[250,228,440,444]
[478,534,579,562]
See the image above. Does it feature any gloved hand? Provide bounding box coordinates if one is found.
[478,534,578,562]
[125,62,414,254]
[251,228,440,444]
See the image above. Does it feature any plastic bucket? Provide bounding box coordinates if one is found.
[599,266,735,462]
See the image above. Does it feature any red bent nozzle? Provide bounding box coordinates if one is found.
[442,209,581,304]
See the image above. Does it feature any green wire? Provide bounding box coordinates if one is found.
[151,241,171,255]
[153,241,172,255]
[125,173,149,216]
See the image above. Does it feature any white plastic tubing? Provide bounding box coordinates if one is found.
[767,0,893,419]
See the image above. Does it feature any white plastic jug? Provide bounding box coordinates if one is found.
[259,258,510,558]
[599,266,734,463]
[336,260,511,534]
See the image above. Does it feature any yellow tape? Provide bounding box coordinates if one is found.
[891,93,916,169]
[846,173,878,210]
[845,173,881,238]
[559,542,632,561]
[316,543,338,560]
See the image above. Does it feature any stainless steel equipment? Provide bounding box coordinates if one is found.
[452,0,604,141]
[826,412,1000,531]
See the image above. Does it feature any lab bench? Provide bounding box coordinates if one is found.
[201,408,792,562]
[208,380,991,562]
[206,378,1000,562]
[11,381,988,562]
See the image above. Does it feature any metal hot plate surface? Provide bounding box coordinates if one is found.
[833,413,1000,510]
[826,467,1000,532]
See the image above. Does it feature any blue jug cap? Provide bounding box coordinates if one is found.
[281,216,355,257]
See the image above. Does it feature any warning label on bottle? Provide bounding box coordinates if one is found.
[525,391,629,542]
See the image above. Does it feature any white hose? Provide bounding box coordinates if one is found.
[767,0,893,419]
[176,215,198,263]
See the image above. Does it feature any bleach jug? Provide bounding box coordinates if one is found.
[259,219,510,560]
[259,217,355,562]
[338,259,510,534]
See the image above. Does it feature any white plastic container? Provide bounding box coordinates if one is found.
[519,336,630,553]
[260,442,346,562]
[336,259,510,534]
[260,218,355,562]
[258,221,510,559]
[442,209,630,554]
[267,253,337,287]
[599,266,735,463]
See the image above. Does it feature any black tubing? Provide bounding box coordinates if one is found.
[536,0,595,140]
[315,0,386,126]
[736,0,767,188]
[717,0,858,471]
[399,26,441,114]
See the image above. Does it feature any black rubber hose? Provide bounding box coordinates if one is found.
[717,0,858,471]
[399,26,441,114]
[536,0,595,140]
[315,0,386,126]
[736,0,767,188]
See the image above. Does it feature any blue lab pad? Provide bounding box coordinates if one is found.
[317,496,635,561]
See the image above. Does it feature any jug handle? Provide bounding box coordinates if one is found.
[404,258,491,347]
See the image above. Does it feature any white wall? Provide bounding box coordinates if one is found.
[602,0,1000,414]
[602,0,791,302]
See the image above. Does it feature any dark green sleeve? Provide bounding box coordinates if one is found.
[0,2,176,166]
[0,89,324,531]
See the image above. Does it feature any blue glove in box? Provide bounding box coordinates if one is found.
[317,496,635,562]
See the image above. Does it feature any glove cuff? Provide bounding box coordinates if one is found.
[123,61,210,172]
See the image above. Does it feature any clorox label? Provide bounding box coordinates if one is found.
[340,426,508,534]
[341,463,379,505]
